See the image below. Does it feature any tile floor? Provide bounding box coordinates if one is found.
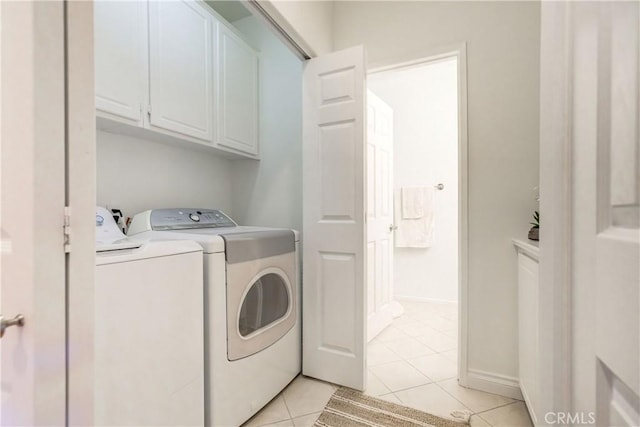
[242,301,533,427]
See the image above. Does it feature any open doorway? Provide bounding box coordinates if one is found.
[364,53,468,416]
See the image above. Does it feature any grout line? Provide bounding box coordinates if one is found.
[279,390,294,424]
[432,380,475,413]
[474,400,523,416]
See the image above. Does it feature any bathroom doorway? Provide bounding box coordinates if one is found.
[364,50,469,415]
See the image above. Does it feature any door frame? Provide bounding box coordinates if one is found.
[66,1,97,425]
[537,1,573,417]
[368,43,470,386]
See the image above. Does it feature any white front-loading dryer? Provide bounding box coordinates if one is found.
[128,209,301,427]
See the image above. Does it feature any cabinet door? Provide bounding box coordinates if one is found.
[94,0,147,124]
[148,0,214,142]
[217,25,259,155]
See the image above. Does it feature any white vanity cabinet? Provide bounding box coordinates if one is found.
[216,24,259,156]
[94,0,148,126]
[148,0,215,142]
[513,238,540,426]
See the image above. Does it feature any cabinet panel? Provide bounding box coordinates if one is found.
[217,25,259,155]
[517,251,539,425]
[149,0,214,141]
[94,0,147,124]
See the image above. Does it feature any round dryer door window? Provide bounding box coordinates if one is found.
[224,229,298,361]
[239,273,289,336]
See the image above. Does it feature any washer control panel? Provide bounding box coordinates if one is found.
[149,209,237,230]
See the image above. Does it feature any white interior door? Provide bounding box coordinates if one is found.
[366,90,396,342]
[0,1,67,425]
[549,1,640,424]
[591,2,640,424]
[302,46,367,390]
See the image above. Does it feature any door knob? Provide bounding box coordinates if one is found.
[389,224,398,232]
[0,314,24,338]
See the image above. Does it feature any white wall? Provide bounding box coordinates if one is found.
[96,130,233,219]
[229,16,303,232]
[259,1,333,56]
[333,1,540,384]
[368,58,459,303]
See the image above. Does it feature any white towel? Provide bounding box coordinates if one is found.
[401,187,424,219]
[394,187,435,248]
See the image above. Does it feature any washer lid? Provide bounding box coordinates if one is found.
[96,206,141,252]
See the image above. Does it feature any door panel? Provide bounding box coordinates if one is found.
[217,25,259,155]
[303,46,366,390]
[366,90,395,342]
[148,0,213,141]
[94,0,147,124]
[563,1,640,424]
[593,4,640,424]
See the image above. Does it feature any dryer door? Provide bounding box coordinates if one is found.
[223,231,297,361]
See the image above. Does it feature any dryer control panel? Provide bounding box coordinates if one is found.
[149,209,237,230]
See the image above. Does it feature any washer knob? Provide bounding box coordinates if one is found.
[189,213,200,222]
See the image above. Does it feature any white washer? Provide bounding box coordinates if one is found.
[128,208,301,427]
[95,207,205,427]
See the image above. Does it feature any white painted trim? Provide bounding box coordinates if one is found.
[366,42,470,391]
[244,1,313,60]
[66,1,97,425]
[538,1,573,418]
[466,369,524,401]
[512,238,540,262]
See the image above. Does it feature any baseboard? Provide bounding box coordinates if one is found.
[465,368,524,400]
[395,295,458,304]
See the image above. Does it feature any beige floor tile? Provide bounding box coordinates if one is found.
[385,336,436,359]
[242,394,291,427]
[394,383,471,421]
[414,330,457,352]
[437,379,515,413]
[441,327,459,339]
[291,412,321,427]
[479,401,533,427]
[373,325,410,342]
[369,360,431,392]
[440,349,458,363]
[364,370,392,396]
[423,316,457,333]
[391,314,415,326]
[262,420,295,427]
[367,341,402,366]
[406,310,445,324]
[406,353,457,382]
[440,311,459,321]
[394,320,433,337]
[282,376,336,418]
[470,414,492,426]
[378,392,403,405]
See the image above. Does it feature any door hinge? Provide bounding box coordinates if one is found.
[147,104,152,116]
[64,206,71,253]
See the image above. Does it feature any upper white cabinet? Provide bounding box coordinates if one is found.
[217,25,259,156]
[148,0,214,142]
[94,0,147,125]
[94,0,260,158]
